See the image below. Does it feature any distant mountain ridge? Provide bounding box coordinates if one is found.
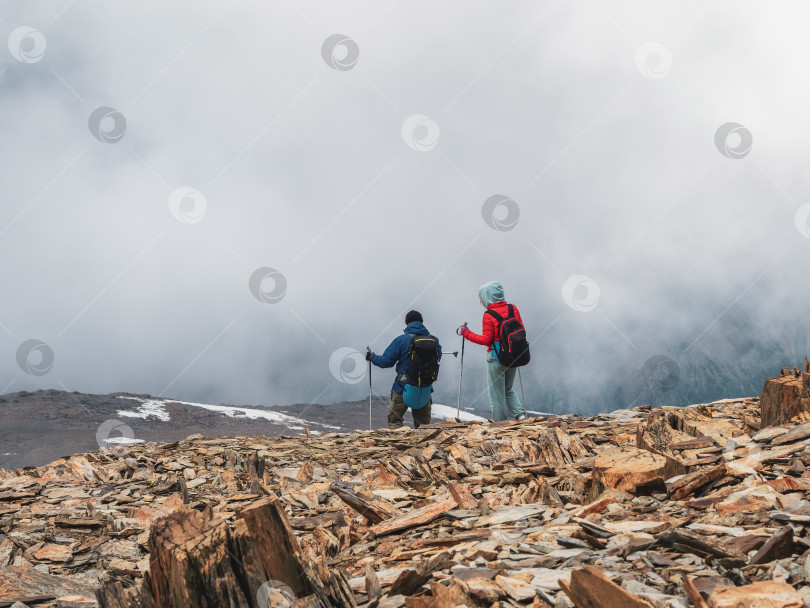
[0,390,487,471]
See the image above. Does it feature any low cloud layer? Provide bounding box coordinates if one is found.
[1,1,809,415]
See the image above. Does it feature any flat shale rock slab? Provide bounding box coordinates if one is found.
[707,581,803,608]
[0,564,97,607]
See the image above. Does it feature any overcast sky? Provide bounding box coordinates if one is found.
[1,1,809,414]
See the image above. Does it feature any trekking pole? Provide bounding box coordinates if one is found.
[367,347,372,431]
[455,323,467,419]
[442,351,458,357]
[517,367,527,412]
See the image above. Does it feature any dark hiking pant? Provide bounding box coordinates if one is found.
[387,391,432,429]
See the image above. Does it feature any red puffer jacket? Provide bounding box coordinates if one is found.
[463,302,524,351]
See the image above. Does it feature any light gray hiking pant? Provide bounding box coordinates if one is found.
[487,351,525,421]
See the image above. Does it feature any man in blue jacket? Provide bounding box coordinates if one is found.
[365,310,442,429]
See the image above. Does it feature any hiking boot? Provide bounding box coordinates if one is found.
[515,413,527,421]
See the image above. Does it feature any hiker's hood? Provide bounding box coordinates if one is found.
[403,321,429,335]
[479,281,505,307]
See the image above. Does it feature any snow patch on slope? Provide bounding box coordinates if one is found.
[116,396,342,430]
[117,398,170,422]
[430,403,488,422]
[104,436,145,446]
[430,405,552,422]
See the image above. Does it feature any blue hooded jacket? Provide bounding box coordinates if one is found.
[371,321,442,394]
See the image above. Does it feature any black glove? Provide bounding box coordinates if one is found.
[365,349,375,362]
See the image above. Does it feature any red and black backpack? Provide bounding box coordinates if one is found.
[486,305,531,368]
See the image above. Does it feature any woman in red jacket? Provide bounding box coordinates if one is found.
[459,281,527,421]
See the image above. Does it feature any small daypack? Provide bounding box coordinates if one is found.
[486,305,531,368]
[405,334,440,387]
[401,334,440,410]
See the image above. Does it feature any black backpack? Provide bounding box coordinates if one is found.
[405,335,440,387]
[486,305,530,368]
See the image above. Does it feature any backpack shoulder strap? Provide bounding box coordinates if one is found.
[507,304,515,319]
[485,309,506,348]
[486,309,504,322]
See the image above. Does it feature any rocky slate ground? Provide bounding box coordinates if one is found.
[0,363,809,607]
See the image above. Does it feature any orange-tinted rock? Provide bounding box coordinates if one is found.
[761,370,810,427]
[463,577,505,603]
[560,566,654,608]
[667,408,737,442]
[495,575,536,602]
[668,464,726,501]
[707,580,802,608]
[133,492,185,529]
[32,543,73,563]
[591,447,676,499]
[715,484,783,516]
